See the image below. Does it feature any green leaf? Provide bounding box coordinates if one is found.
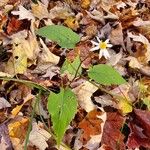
[61,56,82,77]
[142,97,150,110]
[48,88,77,145]
[36,25,80,48]
[88,64,126,85]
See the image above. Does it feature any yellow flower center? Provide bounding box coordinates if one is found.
[99,42,107,49]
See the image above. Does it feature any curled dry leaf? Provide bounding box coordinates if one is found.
[73,81,98,112]
[128,32,150,63]
[39,38,60,65]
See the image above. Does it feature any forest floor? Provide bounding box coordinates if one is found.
[0,0,150,150]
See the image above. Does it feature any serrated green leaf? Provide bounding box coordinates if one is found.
[88,64,126,85]
[36,25,80,48]
[48,88,77,145]
[61,56,82,77]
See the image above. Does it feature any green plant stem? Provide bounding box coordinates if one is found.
[24,90,42,150]
[0,77,50,92]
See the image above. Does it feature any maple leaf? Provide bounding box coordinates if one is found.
[79,109,105,144]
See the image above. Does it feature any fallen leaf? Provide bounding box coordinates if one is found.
[81,0,91,9]
[79,109,105,144]
[31,1,49,20]
[83,109,107,149]
[39,38,60,65]
[128,32,150,63]
[0,71,12,77]
[49,2,74,20]
[11,93,34,117]
[8,117,29,150]
[0,123,13,150]
[101,112,125,150]
[11,5,35,21]
[0,97,11,109]
[127,109,150,149]
[29,121,51,150]
[73,81,98,112]
[109,23,125,50]
[64,17,79,31]
[12,38,27,74]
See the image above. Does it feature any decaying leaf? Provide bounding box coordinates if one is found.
[49,2,74,19]
[11,6,35,21]
[127,109,150,149]
[101,112,125,150]
[39,38,60,64]
[0,123,13,150]
[128,32,150,63]
[0,97,11,109]
[31,1,49,20]
[73,81,98,112]
[79,109,105,144]
[29,121,51,150]
[11,93,34,117]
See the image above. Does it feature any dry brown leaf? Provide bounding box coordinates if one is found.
[11,93,34,117]
[79,109,105,144]
[109,23,125,50]
[0,97,11,109]
[11,5,35,21]
[49,2,74,20]
[29,121,51,150]
[73,81,98,112]
[31,1,49,20]
[39,39,60,65]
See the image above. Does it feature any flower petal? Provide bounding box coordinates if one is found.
[99,50,103,59]
[107,44,113,48]
[96,36,100,42]
[105,39,110,43]
[91,40,99,46]
[103,51,110,59]
[90,46,99,51]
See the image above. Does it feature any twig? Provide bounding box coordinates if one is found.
[24,90,42,150]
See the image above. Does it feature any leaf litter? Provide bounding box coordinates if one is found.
[0,0,150,149]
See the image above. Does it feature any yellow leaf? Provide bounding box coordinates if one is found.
[118,98,133,114]
[64,17,79,31]
[8,117,29,139]
[11,94,34,117]
[13,41,27,74]
[81,0,91,9]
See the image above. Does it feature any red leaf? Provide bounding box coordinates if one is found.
[79,109,103,144]
[101,112,125,150]
[127,109,150,148]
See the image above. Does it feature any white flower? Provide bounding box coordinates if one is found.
[90,37,113,59]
